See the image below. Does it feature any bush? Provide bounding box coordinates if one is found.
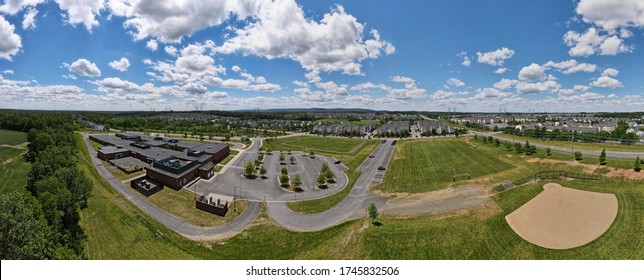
[574,151,583,161]
[635,156,641,172]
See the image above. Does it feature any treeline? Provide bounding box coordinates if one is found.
[0,110,91,259]
[0,110,77,132]
[503,122,639,144]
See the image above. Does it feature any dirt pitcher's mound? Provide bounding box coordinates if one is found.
[505,183,618,249]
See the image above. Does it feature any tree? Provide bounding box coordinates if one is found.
[474,134,478,140]
[259,165,267,178]
[309,151,315,157]
[289,155,296,164]
[317,173,326,187]
[482,137,488,144]
[0,192,50,260]
[599,148,607,165]
[514,143,523,154]
[279,153,285,162]
[368,203,379,225]
[487,136,493,143]
[635,156,641,172]
[244,160,255,177]
[494,139,500,147]
[574,151,583,161]
[524,141,531,154]
[545,147,551,156]
[504,141,512,151]
[281,167,288,175]
[279,174,290,186]
[293,175,302,186]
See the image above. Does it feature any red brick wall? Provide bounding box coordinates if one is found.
[145,167,197,190]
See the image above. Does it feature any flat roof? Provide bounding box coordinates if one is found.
[98,145,129,154]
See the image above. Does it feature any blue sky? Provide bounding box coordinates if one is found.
[0,0,642,112]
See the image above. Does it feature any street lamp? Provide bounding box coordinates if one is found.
[234,186,237,212]
[571,136,575,157]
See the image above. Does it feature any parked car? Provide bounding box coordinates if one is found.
[334,160,341,164]
[368,155,375,158]
[381,139,387,143]
[377,166,386,170]
[391,140,397,145]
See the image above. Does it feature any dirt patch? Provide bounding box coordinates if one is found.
[526,158,644,180]
[383,184,492,217]
[505,183,618,250]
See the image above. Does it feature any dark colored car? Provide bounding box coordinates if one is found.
[334,160,341,164]
[368,155,375,158]
[391,140,397,145]
[377,166,386,171]
[381,139,387,143]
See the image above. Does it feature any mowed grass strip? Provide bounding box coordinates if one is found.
[493,133,644,153]
[0,129,27,145]
[0,147,30,194]
[377,138,514,193]
[360,178,644,259]
[142,187,248,228]
[283,136,364,153]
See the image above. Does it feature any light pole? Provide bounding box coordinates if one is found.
[234,186,237,212]
[571,136,575,157]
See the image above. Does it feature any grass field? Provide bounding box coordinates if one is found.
[494,133,644,152]
[0,147,30,194]
[262,135,367,154]
[376,138,514,193]
[142,187,248,227]
[360,178,643,259]
[0,129,27,145]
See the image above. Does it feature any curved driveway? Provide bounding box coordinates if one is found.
[82,135,262,240]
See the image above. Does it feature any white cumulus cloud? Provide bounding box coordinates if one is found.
[591,76,622,88]
[108,57,130,71]
[0,16,22,60]
[476,47,515,66]
[66,58,101,77]
[518,63,544,81]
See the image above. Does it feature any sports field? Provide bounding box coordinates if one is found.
[263,135,367,154]
[0,129,27,145]
[376,138,514,193]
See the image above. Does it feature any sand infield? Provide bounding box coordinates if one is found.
[505,183,618,249]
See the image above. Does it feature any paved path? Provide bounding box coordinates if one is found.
[266,140,396,232]
[478,132,644,159]
[82,135,262,240]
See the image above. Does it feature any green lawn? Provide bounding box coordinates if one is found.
[0,147,30,194]
[494,133,644,152]
[143,187,248,228]
[0,129,27,145]
[218,150,239,166]
[375,138,514,193]
[360,178,643,259]
[282,136,365,153]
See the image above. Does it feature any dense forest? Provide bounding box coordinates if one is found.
[0,110,91,259]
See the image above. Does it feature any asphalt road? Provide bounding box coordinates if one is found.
[82,135,262,240]
[478,132,644,159]
[266,139,396,232]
